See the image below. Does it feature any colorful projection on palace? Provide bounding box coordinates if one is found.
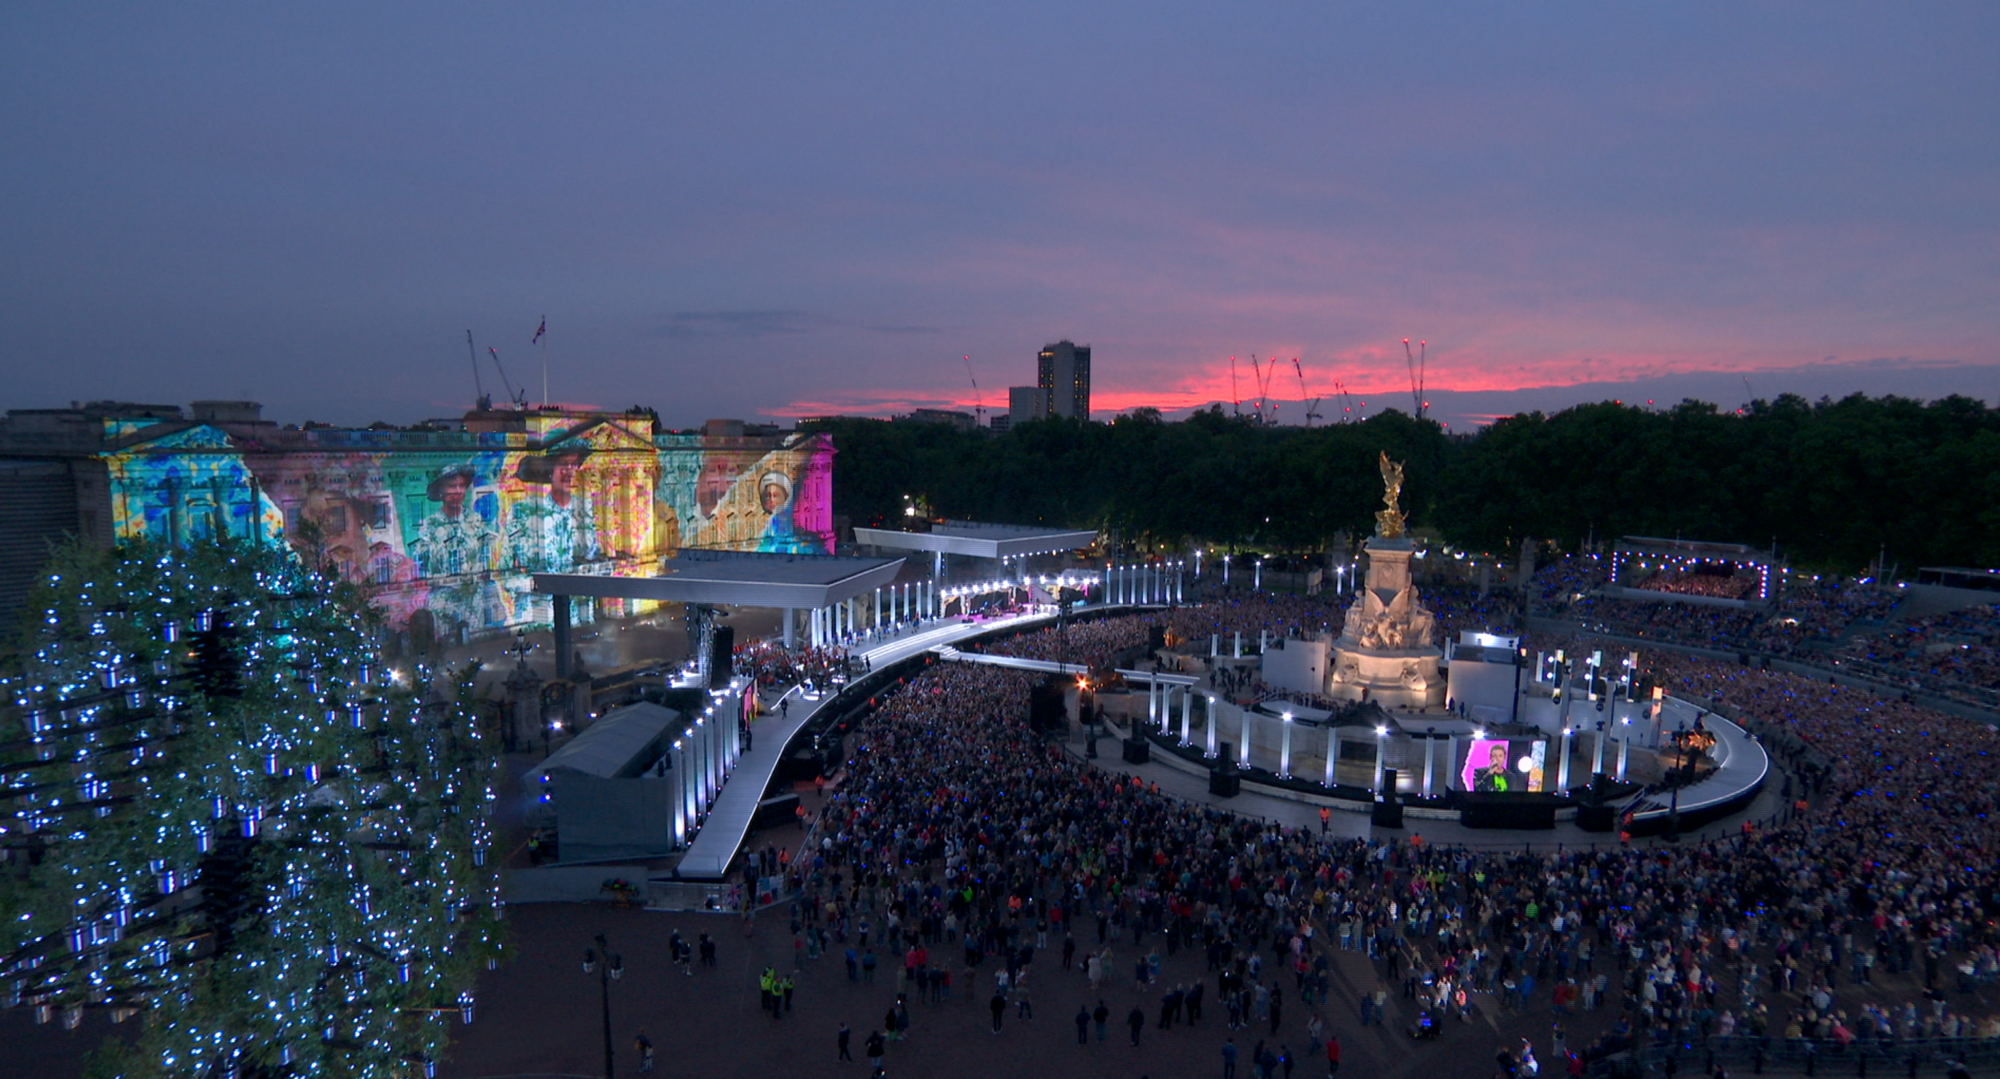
[100,417,835,636]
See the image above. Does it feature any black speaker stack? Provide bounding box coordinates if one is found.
[708,625,735,689]
[1576,772,1616,831]
[1371,768,1404,827]
[1208,740,1240,797]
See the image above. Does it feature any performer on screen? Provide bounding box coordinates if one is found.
[1474,743,1512,792]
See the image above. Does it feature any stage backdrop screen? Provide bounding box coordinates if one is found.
[1461,737,1547,793]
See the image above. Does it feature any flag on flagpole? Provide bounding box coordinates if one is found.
[531,317,546,345]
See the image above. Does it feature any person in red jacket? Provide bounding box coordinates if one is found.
[1325,1032,1340,1075]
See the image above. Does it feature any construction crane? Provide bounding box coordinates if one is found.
[1334,379,1356,422]
[1229,355,1241,417]
[465,330,489,409]
[962,354,984,426]
[1292,358,1322,426]
[1250,354,1280,425]
[1403,338,1428,421]
[488,346,527,408]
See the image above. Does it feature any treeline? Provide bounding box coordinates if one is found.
[805,393,2000,572]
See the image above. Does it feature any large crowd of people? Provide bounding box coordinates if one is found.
[782,610,1999,1076]
[1837,602,2000,710]
[1631,569,1760,601]
[1525,555,2000,711]
[737,641,857,693]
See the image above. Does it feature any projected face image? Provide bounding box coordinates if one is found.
[437,474,469,517]
[761,481,787,514]
[549,455,583,505]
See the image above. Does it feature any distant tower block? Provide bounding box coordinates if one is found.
[1036,340,1091,421]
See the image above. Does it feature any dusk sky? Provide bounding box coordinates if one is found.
[5,5,1997,432]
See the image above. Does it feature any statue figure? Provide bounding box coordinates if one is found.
[1375,451,1407,538]
[1343,583,1438,652]
[1341,591,1378,642]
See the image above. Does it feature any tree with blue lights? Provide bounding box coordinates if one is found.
[1,540,504,1078]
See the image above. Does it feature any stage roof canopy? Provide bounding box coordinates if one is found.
[853,520,1100,560]
[527,702,681,782]
[1615,536,1771,562]
[534,550,905,610]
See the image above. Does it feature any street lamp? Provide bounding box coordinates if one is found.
[583,933,624,1079]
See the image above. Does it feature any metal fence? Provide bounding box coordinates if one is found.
[1589,1034,2000,1077]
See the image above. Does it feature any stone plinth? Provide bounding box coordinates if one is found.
[1327,536,1446,710]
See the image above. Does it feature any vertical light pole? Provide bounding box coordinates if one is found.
[1278,712,1294,778]
[1371,726,1388,794]
[1323,724,1338,787]
[1205,694,1218,758]
[583,933,623,1079]
[1084,682,1098,759]
[1557,726,1573,792]
[1422,730,1437,798]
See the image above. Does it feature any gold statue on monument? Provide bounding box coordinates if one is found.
[1374,451,1406,538]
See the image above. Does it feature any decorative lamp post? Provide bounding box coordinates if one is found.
[584,933,624,1079]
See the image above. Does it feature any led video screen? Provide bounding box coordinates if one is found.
[1460,737,1547,793]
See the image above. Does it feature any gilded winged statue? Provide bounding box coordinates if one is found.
[1375,451,1406,538]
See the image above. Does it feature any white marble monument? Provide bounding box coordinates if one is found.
[1327,453,1446,710]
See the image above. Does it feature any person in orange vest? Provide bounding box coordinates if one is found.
[1319,807,1331,833]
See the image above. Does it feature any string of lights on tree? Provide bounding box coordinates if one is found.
[0,539,504,1078]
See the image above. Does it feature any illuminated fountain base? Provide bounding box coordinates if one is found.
[1327,645,1446,711]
